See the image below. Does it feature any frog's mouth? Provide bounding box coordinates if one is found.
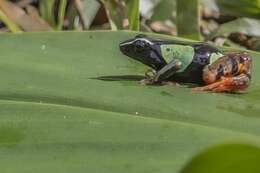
[119,41,132,55]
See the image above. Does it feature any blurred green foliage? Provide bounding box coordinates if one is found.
[101,0,139,30]
[181,143,260,173]
[39,0,67,30]
[150,0,176,22]
[125,0,139,30]
[0,9,21,32]
[177,0,200,40]
[39,0,56,27]
[0,0,259,52]
[217,0,260,19]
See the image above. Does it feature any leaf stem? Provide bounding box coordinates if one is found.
[57,0,67,30]
[0,9,21,33]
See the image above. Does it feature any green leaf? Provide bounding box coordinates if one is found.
[39,0,56,28]
[0,9,21,33]
[0,31,260,172]
[177,0,200,40]
[181,143,260,173]
[216,0,260,19]
[212,17,260,38]
[125,0,140,31]
[211,18,260,52]
[150,0,176,22]
[57,0,67,30]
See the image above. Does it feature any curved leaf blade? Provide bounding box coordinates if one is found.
[216,0,260,19]
[212,17,260,38]
[0,31,260,172]
[181,143,260,173]
[125,0,139,31]
[177,0,200,40]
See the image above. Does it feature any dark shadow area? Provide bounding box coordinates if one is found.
[91,75,244,94]
[91,75,200,88]
[91,75,144,81]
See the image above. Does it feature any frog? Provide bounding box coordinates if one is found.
[119,35,252,92]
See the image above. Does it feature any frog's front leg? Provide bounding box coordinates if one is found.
[140,59,182,85]
[193,53,252,92]
[154,59,182,82]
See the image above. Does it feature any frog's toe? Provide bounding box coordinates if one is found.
[139,78,154,85]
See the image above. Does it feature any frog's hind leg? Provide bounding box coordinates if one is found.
[192,74,250,92]
[193,52,252,93]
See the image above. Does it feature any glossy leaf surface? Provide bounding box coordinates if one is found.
[0,31,260,173]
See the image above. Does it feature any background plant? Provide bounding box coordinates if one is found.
[0,0,259,51]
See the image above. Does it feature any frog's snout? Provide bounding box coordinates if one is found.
[119,40,134,57]
[119,42,127,53]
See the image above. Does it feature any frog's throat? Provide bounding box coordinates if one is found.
[160,44,194,73]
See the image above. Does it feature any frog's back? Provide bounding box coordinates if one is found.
[170,43,221,85]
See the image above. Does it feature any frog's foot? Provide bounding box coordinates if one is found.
[139,78,154,85]
[139,69,157,85]
[192,74,250,93]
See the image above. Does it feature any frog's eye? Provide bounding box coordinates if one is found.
[134,40,147,52]
[239,55,250,63]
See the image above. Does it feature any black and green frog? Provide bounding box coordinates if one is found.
[119,35,252,92]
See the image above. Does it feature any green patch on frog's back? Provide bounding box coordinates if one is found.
[160,44,195,73]
[161,44,224,73]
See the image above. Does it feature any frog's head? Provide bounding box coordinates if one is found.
[119,35,167,70]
